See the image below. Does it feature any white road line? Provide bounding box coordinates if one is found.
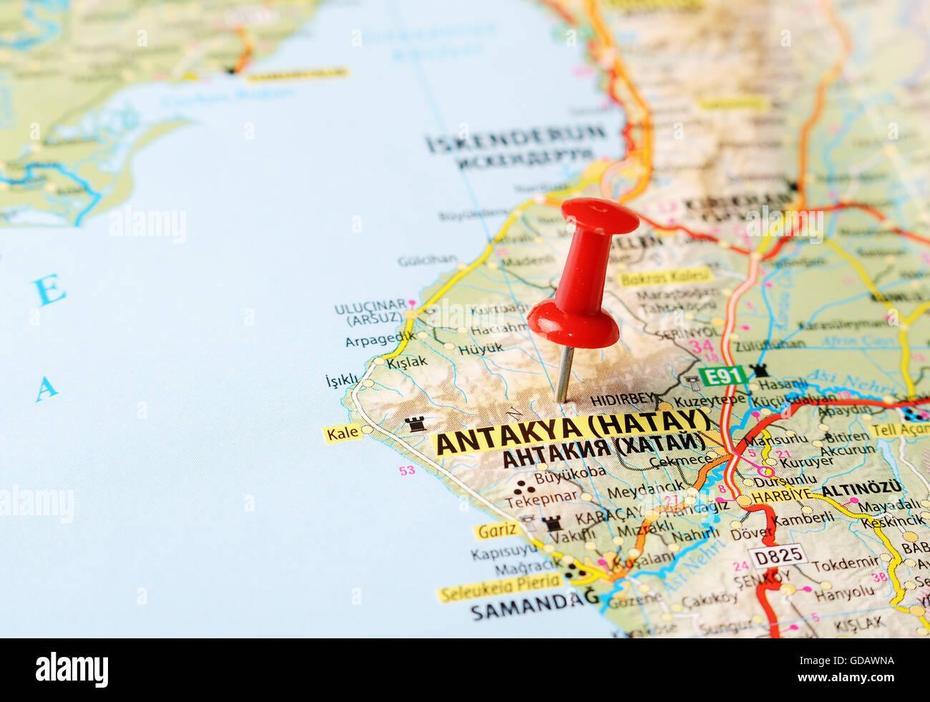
[898,436,930,496]
[350,363,545,544]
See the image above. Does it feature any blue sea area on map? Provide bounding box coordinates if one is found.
[0,0,620,635]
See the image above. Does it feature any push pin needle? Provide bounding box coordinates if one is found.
[556,346,574,404]
[527,198,640,403]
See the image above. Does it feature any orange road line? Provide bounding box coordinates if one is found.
[584,0,654,203]
[535,1,926,637]
[636,211,753,255]
[605,455,729,581]
[233,26,255,74]
[814,201,930,246]
[541,0,576,25]
[795,0,852,208]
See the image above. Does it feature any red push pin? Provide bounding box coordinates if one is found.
[527,197,640,403]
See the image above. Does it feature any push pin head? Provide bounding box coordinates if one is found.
[527,197,640,402]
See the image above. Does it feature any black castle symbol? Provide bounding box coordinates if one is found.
[404,416,426,432]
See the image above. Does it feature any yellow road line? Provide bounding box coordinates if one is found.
[380,201,532,360]
[378,2,644,364]
[825,238,923,397]
[809,492,930,631]
[760,430,772,463]
[901,302,930,397]
[379,158,610,362]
